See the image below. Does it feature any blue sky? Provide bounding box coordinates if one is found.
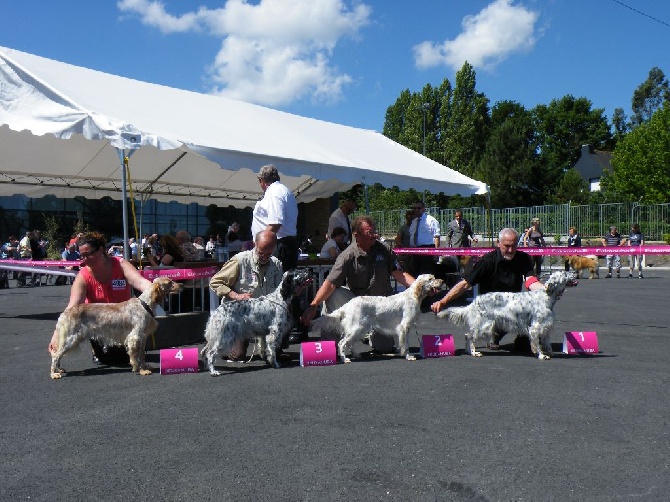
[2,0,669,132]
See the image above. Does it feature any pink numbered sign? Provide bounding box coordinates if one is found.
[420,334,455,358]
[300,341,337,367]
[563,331,599,355]
[160,347,199,375]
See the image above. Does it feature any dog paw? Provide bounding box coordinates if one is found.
[139,368,152,376]
[344,357,352,364]
[538,354,551,360]
[472,351,483,357]
[405,354,417,361]
[210,370,222,377]
[50,372,63,380]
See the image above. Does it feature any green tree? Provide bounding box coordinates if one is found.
[601,104,670,203]
[610,107,629,146]
[631,67,669,127]
[550,168,590,204]
[475,101,539,208]
[532,95,611,201]
[441,62,490,178]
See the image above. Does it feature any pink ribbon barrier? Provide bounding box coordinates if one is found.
[140,267,219,280]
[1,259,81,267]
[0,260,219,280]
[394,245,670,256]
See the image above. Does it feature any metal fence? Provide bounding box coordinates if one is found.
[357,203,670,243]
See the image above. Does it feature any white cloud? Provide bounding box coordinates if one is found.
[117,0,371,106]
[413,0,539,71]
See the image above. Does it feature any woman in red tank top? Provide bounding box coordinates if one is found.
[48,232,153,356]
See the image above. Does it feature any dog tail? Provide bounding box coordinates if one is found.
[436,306,469,326]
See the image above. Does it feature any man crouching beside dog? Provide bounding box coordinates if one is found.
[300,215,416,354]
[430,227,545,351]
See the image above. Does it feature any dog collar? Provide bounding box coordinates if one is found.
[139,298,155,318]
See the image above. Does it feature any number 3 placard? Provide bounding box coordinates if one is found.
[160,347,199,374]
[300,341,337,367]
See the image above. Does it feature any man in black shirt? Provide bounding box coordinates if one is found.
[431,227,544,349]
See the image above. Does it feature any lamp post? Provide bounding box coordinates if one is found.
[421,102,430,204]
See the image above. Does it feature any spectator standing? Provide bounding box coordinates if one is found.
[2,235,20,259]
[61,243,80,284]
[226,222,244,253]
[128,237,139,260]
[252,164,299,270]
[1,235,20,288]
[205,235,218,258]
[28,230,46,287]
[565,227,582,271]
[446,209,478,275]
[394,210,414,249]
[431,228,541,350]
[328,200,356,245]
[601,226,625,278]
[209,230,284,361]
[408,201,441,276]
[17,231,32,287]
[446,210,477,248]
[627,223,644,279]
[523,218,546,277]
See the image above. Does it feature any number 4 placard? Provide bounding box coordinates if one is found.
[563,331,599,355]
[160,347,199,374]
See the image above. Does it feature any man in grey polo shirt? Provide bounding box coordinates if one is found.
[300,215,415,352]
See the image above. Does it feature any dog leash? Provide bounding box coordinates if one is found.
[139,298,156,318]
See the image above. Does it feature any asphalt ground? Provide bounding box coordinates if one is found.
[1,268,669,502]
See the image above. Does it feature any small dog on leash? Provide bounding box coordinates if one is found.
[437,271,578,360]
[50,277,182,379]
[567,255,599,279]
[201,269,313,376]
[309,274,444,363]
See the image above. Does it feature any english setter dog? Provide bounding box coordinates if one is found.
[201,269,312,376]
[50,277,183,379]
[437,271,578,360]
[309,274,444,363]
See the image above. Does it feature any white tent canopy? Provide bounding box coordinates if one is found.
[0,46,487,209]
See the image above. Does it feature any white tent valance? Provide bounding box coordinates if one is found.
[0,45,487,208]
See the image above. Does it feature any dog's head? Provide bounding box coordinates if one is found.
[279,269,313,300]
[411,274,445,301]
[544,271,578,299]
[151,277,183,303]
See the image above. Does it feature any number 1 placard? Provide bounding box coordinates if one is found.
[563,331,599,355]
[160,347,199,375]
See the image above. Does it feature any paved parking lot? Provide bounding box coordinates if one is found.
[1,268,669,501]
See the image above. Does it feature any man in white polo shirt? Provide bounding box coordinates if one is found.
[408,201,441,277]
[252,164,299,271]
